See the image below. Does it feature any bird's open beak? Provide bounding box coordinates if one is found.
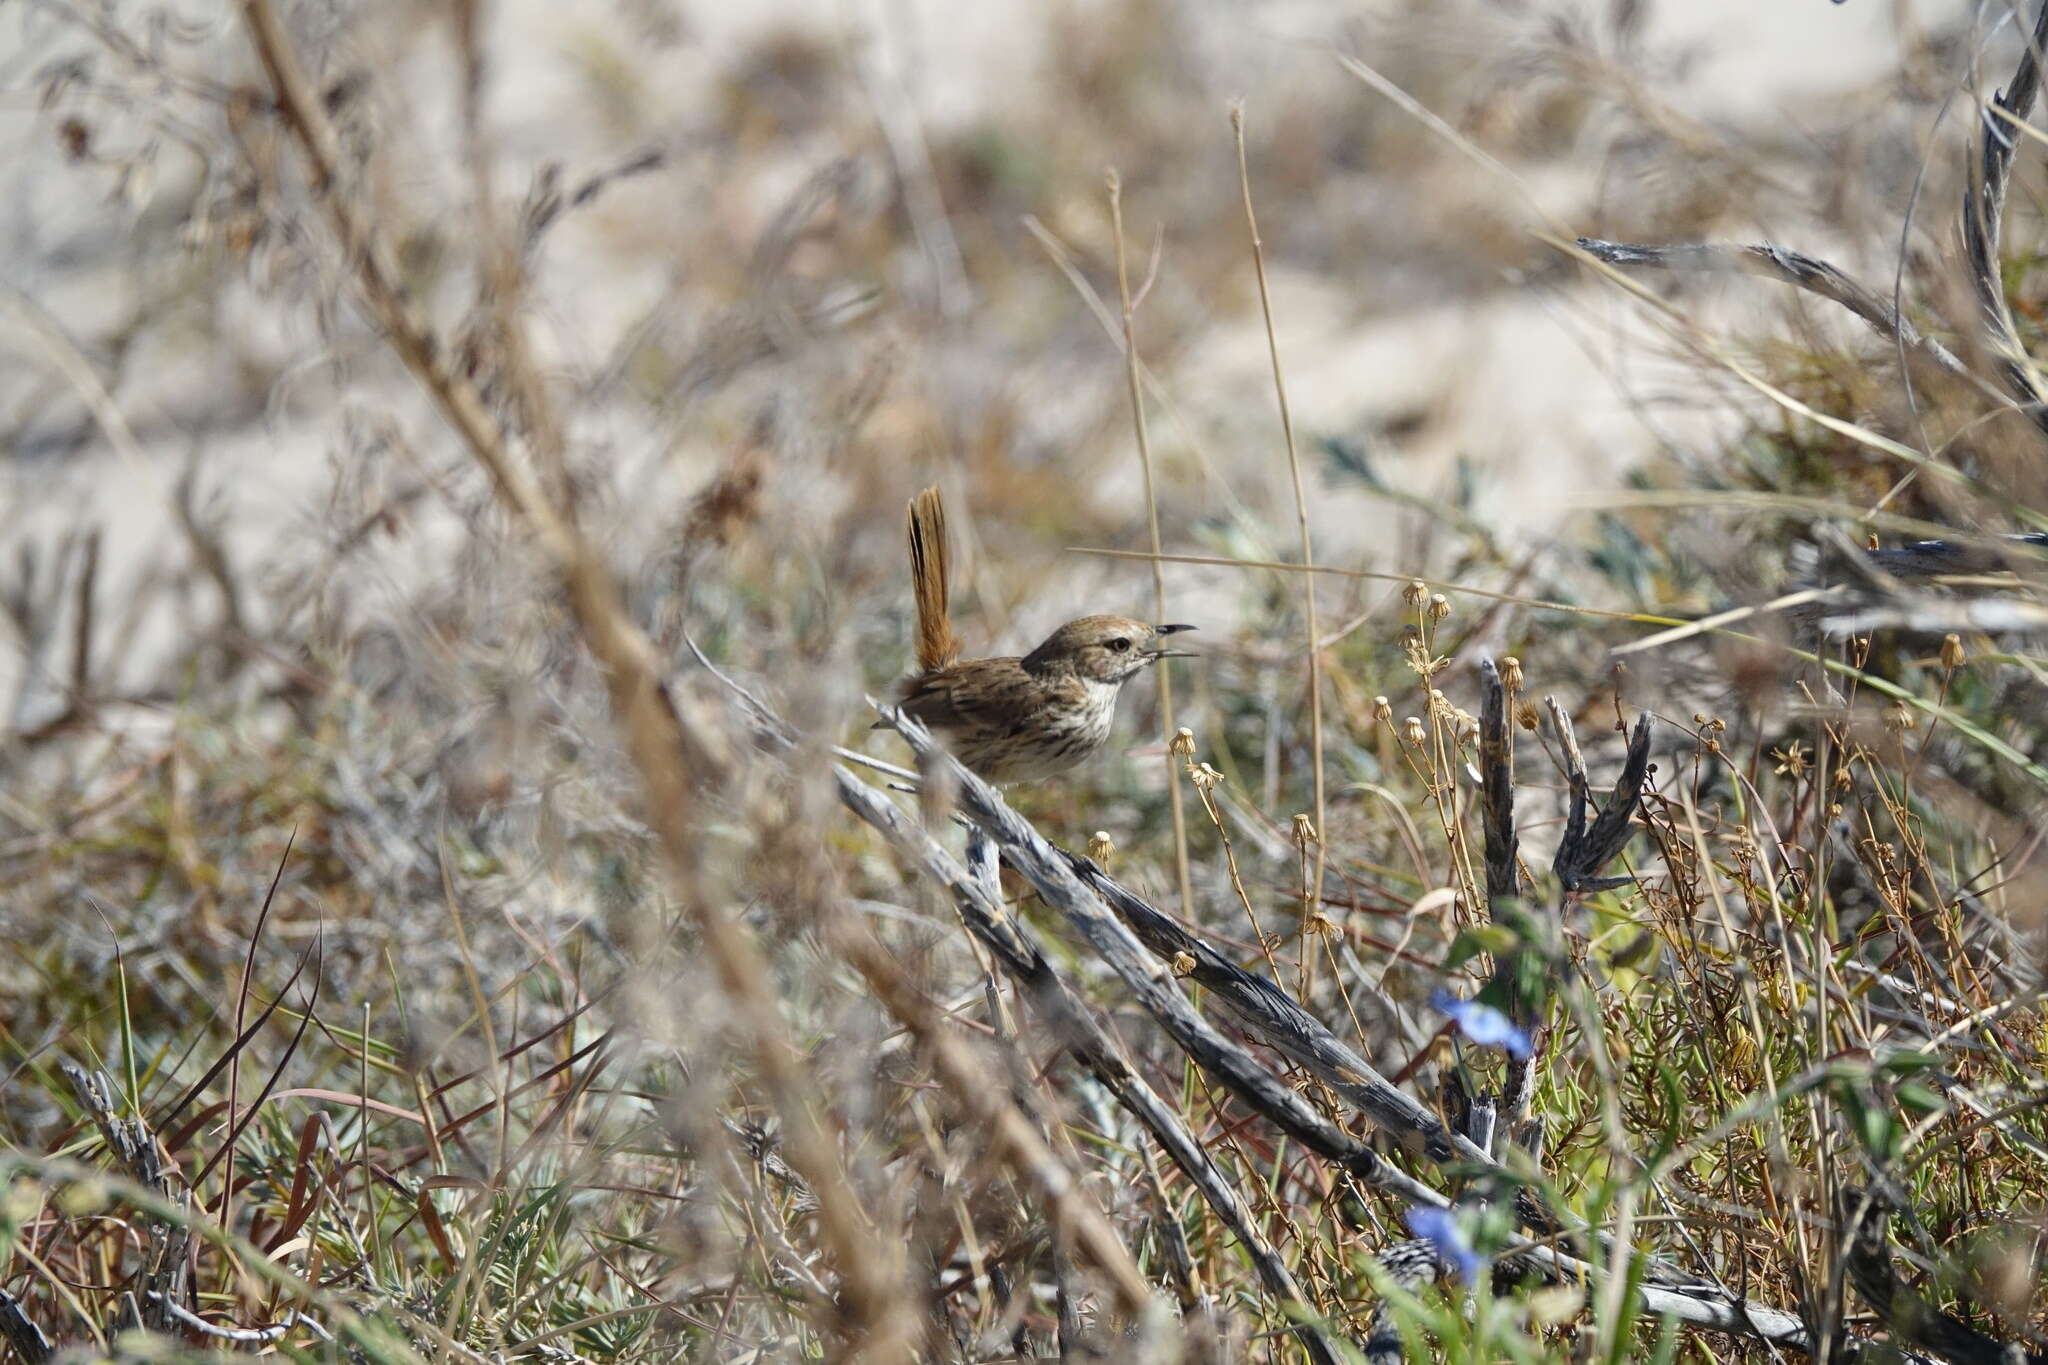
[1147,623,1198,659]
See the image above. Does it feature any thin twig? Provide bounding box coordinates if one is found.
[1233,102,1327,926]
[1108,171,1196,925]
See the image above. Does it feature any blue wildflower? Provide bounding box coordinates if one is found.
[1405,1204,1485,1280]
[1428,988,1534,1059]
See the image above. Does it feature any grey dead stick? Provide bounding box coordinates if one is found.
[835,767,1356,1365]
[876,706,1461,1201]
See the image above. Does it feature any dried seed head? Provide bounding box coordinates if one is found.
[1882,700,1916,734]
[1169,726,1196,760]
[1171,950,1197,977]
[1427,593,1450,622]
[1087,830,1116,866]
[1192,762,1225,792]
[1401,632,1433,677]
[1403,578,1428,607]
[1373,695,1393,726]
[1403,716,1426,747]
[1515,701,1539,731]
[1499,656,1523,691]
[1292,813,1319,845]
[1941,633,1966,670]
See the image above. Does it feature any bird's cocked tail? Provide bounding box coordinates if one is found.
[908,485,960,673]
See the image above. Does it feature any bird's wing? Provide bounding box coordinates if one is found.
[893,670,977,731]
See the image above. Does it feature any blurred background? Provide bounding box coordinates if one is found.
[0,0,1992,737]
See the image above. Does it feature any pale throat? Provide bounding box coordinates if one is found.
[1073,675,1123,727]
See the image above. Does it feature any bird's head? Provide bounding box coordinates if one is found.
[1022,615,1197,684]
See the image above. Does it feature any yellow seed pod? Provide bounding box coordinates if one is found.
[1726,1024,1757,1074]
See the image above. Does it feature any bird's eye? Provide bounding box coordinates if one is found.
[1108,637,1131,653]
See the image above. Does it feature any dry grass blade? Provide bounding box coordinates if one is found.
[1072,545,1685,627]
[1575,237,1972,379]
[1232,102,1327,919]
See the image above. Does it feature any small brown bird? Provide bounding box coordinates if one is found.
[890,486,1195,783]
